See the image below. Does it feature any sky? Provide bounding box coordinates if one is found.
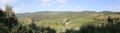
[0,0,120,13]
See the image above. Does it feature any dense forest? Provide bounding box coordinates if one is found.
[0,5,120,33]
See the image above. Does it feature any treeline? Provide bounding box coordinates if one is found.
[0,5,120,33]
[0,5,56,33]
[65,16,120,33]
[0,5,18,33]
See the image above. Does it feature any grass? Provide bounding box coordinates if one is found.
[29,16,95,32]
[16,11,120,33]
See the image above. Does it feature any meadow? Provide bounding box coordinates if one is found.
[0,5,120,33]
[17,11,120,33]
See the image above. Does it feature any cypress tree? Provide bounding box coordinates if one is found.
[0,9,5,18]
[4,5,18,30]
[5,5,15,18]
[107,16,113,23]
[0,8,9,33]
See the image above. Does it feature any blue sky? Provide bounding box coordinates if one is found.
[0,0,120,13]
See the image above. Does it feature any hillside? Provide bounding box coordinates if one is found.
[16,11,120,29]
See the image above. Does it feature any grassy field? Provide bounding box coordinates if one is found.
[1,5,120,33]
[16,11,120,33]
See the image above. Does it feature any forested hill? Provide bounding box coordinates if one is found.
[16,11,120,28]
[16,11,120,21]
[1,5,120,33]
[16,11,96,21]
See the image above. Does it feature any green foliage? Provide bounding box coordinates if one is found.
[1,5,120,33]
[65,17,120,33]
[5,5,15,18]
[0,6,56,33]
[0,5,18,33]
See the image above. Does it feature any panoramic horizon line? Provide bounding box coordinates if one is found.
[15,10,120,13]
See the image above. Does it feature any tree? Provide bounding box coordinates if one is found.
[0,8,9,33]
[0,9,5,18]
[107,16,113,23]
[4,5,18,30]
[5,5,15,18]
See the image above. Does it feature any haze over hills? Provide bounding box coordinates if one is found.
[0,0,120,33]
[1,5,120,33]
[16,11,120,28]
[16,11,119,17]
[16,11,96,19]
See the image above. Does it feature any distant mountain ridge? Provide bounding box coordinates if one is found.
[16,11,120,22]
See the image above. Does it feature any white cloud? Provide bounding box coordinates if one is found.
[0,5,5,10]
[105,6,120,12]
[0,0,18,4]
[0,0,18,10]
[59,5,65,8]
[76,6,80,9]
[40,0,53,6]
[57,0,66,3]
[74,6,85,11]
[41,0,50,3]
[41,3,52,6]
[13,8,23,13]
[13,7,28,13]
